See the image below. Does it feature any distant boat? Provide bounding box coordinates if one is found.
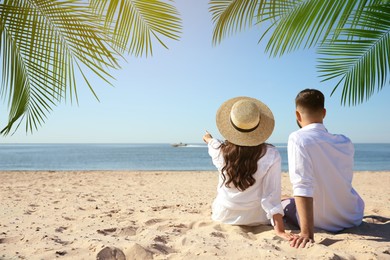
[171,142,187,147]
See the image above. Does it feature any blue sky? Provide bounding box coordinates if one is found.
[1,0,389,144]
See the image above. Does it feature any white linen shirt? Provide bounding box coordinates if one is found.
[208,138,284,226]
[288,123,364,232]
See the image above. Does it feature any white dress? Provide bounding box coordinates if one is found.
[208,139,284,226]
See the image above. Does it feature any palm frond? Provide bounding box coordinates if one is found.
[262,0,367,57]
[209,0,259,45]
[0,0,120,135]
[90,0,182,57]
[209,0,389,105]
[0,23,30,135]
[318,2,390,106]
[209,0,380,54]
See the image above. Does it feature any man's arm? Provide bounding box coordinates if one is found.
[291,196,314,248]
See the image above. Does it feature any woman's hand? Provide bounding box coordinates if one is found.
[202,131,213,144]
[276,231,297,241]
[272,214,297,241]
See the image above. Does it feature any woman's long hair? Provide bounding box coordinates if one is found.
[220,141,268,191]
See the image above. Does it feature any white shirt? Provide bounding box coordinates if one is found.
[288,123,364,231]
[208,139,284,226]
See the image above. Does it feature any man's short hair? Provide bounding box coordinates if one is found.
[295,89,325,113]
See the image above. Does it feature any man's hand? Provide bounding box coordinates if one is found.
[292,196,314,248]
[290,233,314,248]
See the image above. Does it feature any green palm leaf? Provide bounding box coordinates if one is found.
[0,0,182,135]
[210,0,382,54]
[90,0,182,56]
[259,0,381,56]
[209,0,259,45]
[209,0,389,105]
[318,2,390,105]
[0,0,120,134]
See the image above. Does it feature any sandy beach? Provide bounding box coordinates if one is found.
[1,170,389,260]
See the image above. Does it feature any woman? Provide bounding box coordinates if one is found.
[203,96,293,240]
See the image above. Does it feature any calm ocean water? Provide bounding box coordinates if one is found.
[0,143,389,171]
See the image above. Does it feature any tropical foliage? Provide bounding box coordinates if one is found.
[0,0,181,135]
[2,1,389,136]
[209,0,390,105]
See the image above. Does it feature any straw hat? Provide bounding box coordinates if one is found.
[216,96,274,146]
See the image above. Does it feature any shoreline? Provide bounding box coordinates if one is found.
[1,171,389,259]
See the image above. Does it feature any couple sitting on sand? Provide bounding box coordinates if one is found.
[202,89,365,249]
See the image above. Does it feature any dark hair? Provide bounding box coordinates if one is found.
[220,141,268,191]
[295,89,325,113]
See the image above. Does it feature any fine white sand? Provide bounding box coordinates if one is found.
[1,171,389,259]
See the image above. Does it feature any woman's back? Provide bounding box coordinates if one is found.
[208,139,283,225]
[203,96,293,240]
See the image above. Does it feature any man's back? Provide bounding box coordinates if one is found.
[288,123,365,231]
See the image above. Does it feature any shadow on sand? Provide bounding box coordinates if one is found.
[339,215,390,243]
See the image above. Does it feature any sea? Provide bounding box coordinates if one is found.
[0,143,389,172]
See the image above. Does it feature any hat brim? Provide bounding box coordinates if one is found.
[216,96,275,146]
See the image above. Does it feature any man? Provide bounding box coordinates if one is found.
[285,89,365,248]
